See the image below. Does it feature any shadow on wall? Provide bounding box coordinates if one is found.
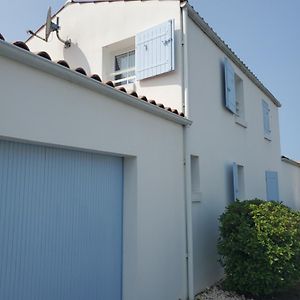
[63,42,91,74]
[192,198,224,292]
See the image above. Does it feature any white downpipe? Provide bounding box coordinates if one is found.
[181,2,194,300]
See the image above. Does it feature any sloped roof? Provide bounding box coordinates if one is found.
[281,156,300,168]
[186,3,281,107]
[70,0,184,2]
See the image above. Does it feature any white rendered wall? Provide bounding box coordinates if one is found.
[186,18,283,294]
[25,1,300,294]
[0,54,187,300]
[280,161,300,209]
[27,0,183,112]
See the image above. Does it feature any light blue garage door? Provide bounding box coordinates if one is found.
[0,140,123,300]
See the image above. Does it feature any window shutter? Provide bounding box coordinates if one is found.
[135,20,175,80]
[266,171,279,201]
[232,162,239,201]
[224,58,236,114]
[262,100,271,135]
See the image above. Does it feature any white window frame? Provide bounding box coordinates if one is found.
[234,74,247,128]
[233,162,245,202]
[101,36,135,84]
[191,155,201,202]
[262,99,271,141]
[112,50,136,87]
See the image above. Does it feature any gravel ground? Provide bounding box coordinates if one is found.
[195,285,254,300]
[195,282,300,300]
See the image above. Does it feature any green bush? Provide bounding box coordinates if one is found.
[218,199,300,296]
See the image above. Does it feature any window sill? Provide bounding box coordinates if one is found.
[235,116,247,128]
[264,133,272,141]
[192,191,202,203]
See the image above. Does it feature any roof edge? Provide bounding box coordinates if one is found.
[0,41,191,126]
[186,4,282,108]
[281,156,300,168]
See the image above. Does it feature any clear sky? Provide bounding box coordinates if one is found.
[0,0,299,161]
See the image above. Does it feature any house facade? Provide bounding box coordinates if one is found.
[0,0,299,299]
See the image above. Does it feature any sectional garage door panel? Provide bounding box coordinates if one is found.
[0,140,123,300]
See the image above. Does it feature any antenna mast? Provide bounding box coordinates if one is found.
[27,7,71,48]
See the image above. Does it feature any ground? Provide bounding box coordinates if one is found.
[196,282,300,300]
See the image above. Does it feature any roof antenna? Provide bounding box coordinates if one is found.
[27,7,71,48]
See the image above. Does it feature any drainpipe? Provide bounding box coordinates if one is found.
[181,2,194,300]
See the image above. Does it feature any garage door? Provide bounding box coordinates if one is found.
[0,140,123,300]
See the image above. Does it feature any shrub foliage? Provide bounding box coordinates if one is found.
[218,199,300,296]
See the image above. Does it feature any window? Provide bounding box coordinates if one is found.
[235,74,245,120]
[224,58,246,127]
[114,50,135,86]
[262,99,271,139]
[191,155,201,202]
[265,171,279,201]
[102,19,175,85]
[232,162,245,201]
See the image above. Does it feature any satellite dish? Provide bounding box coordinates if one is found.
[45,7,52,42]
[27,6,71,48]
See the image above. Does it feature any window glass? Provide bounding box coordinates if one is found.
[114,50,135,86]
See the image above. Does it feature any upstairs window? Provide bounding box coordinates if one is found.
[224,58,246,127]
[103,19,175,85]
[114,50,135,86]
[262,99,271,139]
[235,74,245,120]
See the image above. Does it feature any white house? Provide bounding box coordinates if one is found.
[0,0,299,299]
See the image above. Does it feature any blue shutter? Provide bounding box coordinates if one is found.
[262,100,271,135]
[136,19,175,80]
[224,58,236,114]
[266,171,279,201]
[233,162,239,201]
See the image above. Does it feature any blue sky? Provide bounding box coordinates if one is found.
[0,0,299,161]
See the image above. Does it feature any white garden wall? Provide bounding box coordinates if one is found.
[0,49,187,300]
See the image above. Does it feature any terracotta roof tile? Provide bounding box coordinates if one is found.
[90,74,102,82]
[13,41,30,51]
[130,91,138,98]
[0,35,186,118]
[37,51,52,60]
[105,80,115,87]
[118,87,127,93]
[56,60,70,68]
[75,67,87,75]
[140,96,148,101]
